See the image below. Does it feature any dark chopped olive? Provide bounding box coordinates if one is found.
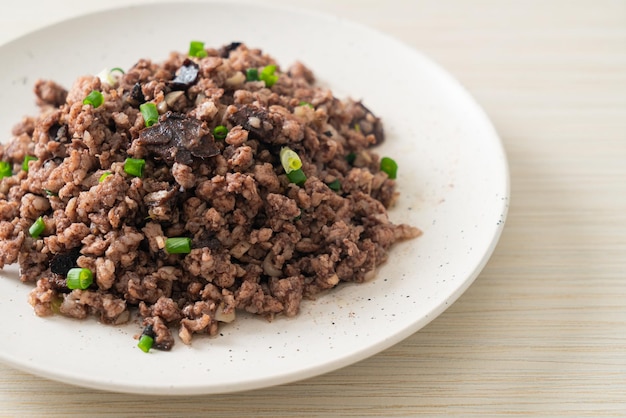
[135,112,220,165]
[153,339,173,351]
[142,324,172,350]
[170,59,200,90]
[48,123,68,142]
[195,236,222,251]
[138,324,167,351]
[142,324,155,338]
[128,82,145,106]
[323,131,332,137]
[48,275,70,293]
[220,41,242,58]
[227,104,282,142]
[50,248,81,276]
[107,118,118,133]
[349,102,385,145]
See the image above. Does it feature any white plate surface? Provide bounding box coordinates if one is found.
[0,2,509,395]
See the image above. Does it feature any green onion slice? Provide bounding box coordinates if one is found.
[298,101,314,108]
[165,237,192,254]
[137,334,154,353]
[66,268,93,290]
[0,161,12,179]
[346,152,356,165]
[44,189,57,197]
[279,147,303,174]
[259,64,279,87]
[380,157,398,180]
[327,179,341,191]
[139,102,159,127]
[98,68,124,86]
[213,125,228,140]
[286,168,307,186]
[246,68,259,81]
[22,155,37,172]
[98,171,112,182]
[28,216,45,238]
[188,41,208,58]
[124,158,145,177]
[83,90,104,108]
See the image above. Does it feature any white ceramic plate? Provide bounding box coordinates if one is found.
[0,2,509,395]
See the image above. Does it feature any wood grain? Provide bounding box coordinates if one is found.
[1,0,625,416]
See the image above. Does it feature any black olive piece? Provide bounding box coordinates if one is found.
[350,102,385,145]
[128,82,145,106]
[135,112,220,165]
[219,41,242,58]
[227,104,280,142]
[48,123,68,142]
[49,248,81,276]
[194,236,222,251]
[48,274,70,293]
[170,59,200,90]
[142,324,155,338]
[153,339,173,351]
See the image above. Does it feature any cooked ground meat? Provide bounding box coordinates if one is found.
[0,42,421,350]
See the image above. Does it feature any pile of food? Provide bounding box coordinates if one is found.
[0,41,420,352]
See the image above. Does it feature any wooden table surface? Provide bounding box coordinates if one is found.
[1,0,625,416]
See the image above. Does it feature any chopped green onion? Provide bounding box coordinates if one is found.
[98,171,112,182]
[327,179,341,191]
[246,68,259,81]
[22,155,37,172]
[259,64,279,87]
[354,122,361,133]
[98,68,124,86]
[44,189,57,197]
[138,324,155,353]
[0,161,12,179]
[213,125,228,140]
[28,216,45,238]
[137,334,154,353]
[380,157,398,180]
[165,237,192,254]
[139,102,159,127]
[286,168,307,186]
[188,41,208,58]
[83,90,104,108]
[124,158,145,177]
[346,152,356,164]
[298,101,314,108]
[280,147,306,185]
[66,268,93,290]
[279,147,303,174]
